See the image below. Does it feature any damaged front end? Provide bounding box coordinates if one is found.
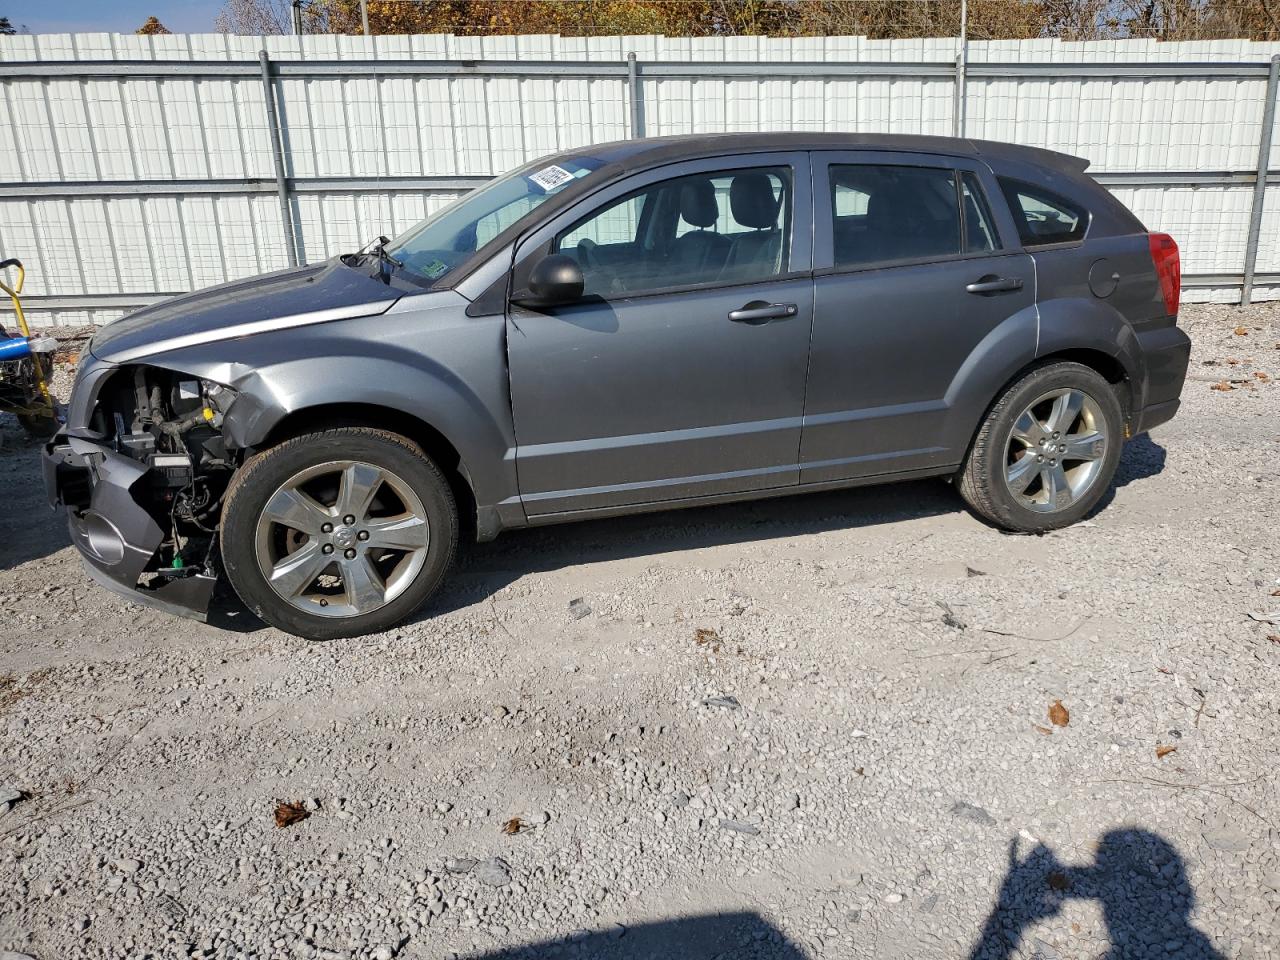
[44,359,238,619]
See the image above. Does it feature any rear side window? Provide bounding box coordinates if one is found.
[999,178,1088,246]
[830,164,961,268]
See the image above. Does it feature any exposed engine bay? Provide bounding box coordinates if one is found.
[83,365,238,587]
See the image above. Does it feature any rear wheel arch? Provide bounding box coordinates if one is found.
[252,403,479,541]
[1032,348,1134,429]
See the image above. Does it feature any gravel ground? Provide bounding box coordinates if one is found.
[1,303,1278,960]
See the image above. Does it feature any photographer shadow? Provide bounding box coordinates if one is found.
[970,829,1222,960]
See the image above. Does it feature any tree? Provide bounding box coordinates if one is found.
[212,0,1280,41]
[0,16,18,35]
[136,16,173,35]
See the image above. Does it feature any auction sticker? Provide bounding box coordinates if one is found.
[421,258,449,279]
[526,164,576,193]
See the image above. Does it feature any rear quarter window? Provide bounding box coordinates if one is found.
[999,178,1088,247]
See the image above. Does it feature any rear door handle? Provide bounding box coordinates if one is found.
[966,276,1024,295]
[728,301,798,324]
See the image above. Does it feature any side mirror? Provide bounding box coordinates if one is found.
[513,253,584,308]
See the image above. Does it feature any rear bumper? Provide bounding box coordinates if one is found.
[43,434,215,620]
[1133,324,1191,434]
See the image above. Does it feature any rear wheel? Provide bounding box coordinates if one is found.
[221,428,457,640]
[957,362,1123,533]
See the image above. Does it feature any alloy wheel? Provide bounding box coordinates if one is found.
[1004,388,1108,513]
[253,460,430,618]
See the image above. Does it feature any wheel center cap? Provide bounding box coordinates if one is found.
[333,526,357,549]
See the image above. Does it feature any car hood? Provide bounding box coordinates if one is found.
[89,258,402,364]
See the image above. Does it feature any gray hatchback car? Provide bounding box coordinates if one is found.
[44,133,1190,640]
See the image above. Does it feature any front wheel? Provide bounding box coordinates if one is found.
[220,427,458,640]
[957,362,1124,533]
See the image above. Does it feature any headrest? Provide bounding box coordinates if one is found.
[679,179,719,229]
[730,173,781,230]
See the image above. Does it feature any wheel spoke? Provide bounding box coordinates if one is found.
[1011,409,1044,446]
[337,462,384,521]
[363,514,429,553]
[268,541,329,598]
[1046,390,1085,435]
[1041,463,1072,509]
[342,554,386,613]
[261,486,331,536]
[1062,430,1105,462]
[1006,452,1041,494]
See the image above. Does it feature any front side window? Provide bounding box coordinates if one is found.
[553,166,792,298]
[386,157,601,284]
[999,178,1088,246]
[830,164,962,268]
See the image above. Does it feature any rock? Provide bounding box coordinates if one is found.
[1203,826,1251,853]
[472,857,511,887]
[0,786,22,815]
[568,598,591,620]
[885,893,903,904]
[491,705,510,719]
[701,696,740,710]
[436,802,453,814]
[445,857,476,874]
[372,947,395,960]
[719,819,760,836]
[116,858,143,875]
[950,801,997,826]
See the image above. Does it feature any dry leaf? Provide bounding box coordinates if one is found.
[501,817,527,836]
[1272,588,1280,597]
[1267,635,1280,645]
[1256,372,1271,382]
[1047,871,1070,891]
[693,627,719,645]
[1032,723,1054,736]
[274,800,309,828]
[1155,744,1177,759]
[1048,700,1070,727]
[1233,326,1249,336]
[1210,381,1234,391]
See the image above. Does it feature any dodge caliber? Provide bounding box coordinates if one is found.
[44,134,1191,639]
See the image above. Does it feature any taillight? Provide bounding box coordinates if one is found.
[1148,232,1180,317]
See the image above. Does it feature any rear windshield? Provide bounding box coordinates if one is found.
[387,158,602,284]
[999,178,1088,246]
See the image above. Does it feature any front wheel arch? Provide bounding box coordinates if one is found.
[253,402,478,541]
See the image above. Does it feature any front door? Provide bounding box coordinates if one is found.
[800,151,1038,483]
[506,153,814,517]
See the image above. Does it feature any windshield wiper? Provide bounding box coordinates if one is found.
[354,235,403,284]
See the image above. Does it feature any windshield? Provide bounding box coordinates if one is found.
[385,157,602,285]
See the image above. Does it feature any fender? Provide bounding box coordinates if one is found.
[1035,295,1143,405]
[139,292,522,521]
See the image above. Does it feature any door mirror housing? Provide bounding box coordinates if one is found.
[513,254,584,308]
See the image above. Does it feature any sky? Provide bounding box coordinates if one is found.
[2,0,219,35]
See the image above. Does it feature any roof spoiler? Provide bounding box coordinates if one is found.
[969,139,1091,175]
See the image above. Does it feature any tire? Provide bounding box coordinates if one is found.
[957,362,1124,533]
[220,427,458,640]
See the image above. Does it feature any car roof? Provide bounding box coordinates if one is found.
[552,132,1088,176]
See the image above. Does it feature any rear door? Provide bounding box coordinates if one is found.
[506,152,815,517]
[800,151,1037,483]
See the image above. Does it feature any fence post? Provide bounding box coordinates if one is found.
[627,52,644,139]
[1242,54,1280,307]
[259,50,300,268]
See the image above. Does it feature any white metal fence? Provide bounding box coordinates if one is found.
[1,31,1278,328]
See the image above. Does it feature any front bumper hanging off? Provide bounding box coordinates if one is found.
[43,434,217,620]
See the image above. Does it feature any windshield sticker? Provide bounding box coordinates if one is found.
[526,164,577,193]
[421,258,450,280]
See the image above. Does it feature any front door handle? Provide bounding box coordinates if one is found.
[728,301,798,324]
[966,276,1024,295]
